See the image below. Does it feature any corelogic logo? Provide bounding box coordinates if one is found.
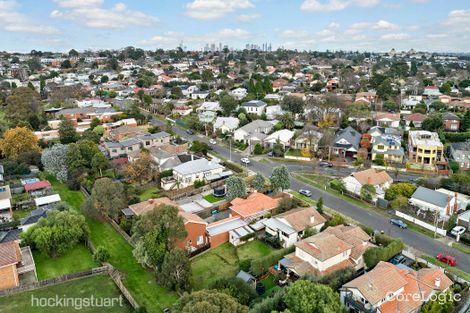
[385,291,461,304]
[31,294,124,310]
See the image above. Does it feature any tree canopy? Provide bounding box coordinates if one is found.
[270,166,290,191]
[173,290,248,313]
[0,127,41,160]
[226,176,247,201]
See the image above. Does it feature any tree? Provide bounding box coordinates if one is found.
[220,94,238,116]
[58,119,79,144]
[283,280,345,313]
[420,291,454,313]
[132,204,187,269]
[383,100,398,112]
[412,103,427,114]
[251,173,266,192]
[171,86,183,99]
[91,152,108,175]
[253,143,264,155]
[279,112,295,129]
[208,277,258,306]
[42,144,69,182]
[316,197,324,214]
[90,178,126,218]
[68,49,79,57]
[67,140,101,172]
[124,151,156,185]
[360,184,376,201]
[93,246,111,263]
[422,114,443,131]
[226,176,247,201]
[189,141,209,155]
[270,166,290,191]
[461,110,470,132]
[100,75,109,84]
[390,195,408,210]
[0,127,41,161]
[282,95,305,114]
[173,290,248,313]
[158,248,191,292]
[22,210,89,257]
[201,69,214,81]
[5,87,41,127]
[430,101,446,112]
[384,183,417,201]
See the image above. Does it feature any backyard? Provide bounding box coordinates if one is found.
[0,274,133,313]
[44,174,177,313]
[191,240,275,289]
[33,244,98,280]
[203,194,224,203]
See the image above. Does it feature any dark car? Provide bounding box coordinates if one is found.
[318,161,333,167]
[390,218,407,229]
[186,129,194,135]
[390,255,406,265]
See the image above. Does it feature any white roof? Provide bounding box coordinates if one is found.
[0,198,11,210]
[264,129,295,143]
[34,194,61,207]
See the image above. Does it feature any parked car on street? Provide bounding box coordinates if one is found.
[186,129,194,135]
[299,189,312,197]
[240,158,250,165]
[436,253,456,266]
[209,139,217,145]
[450,226,466,237]
[390,218,407,229]
[318,161,333,167]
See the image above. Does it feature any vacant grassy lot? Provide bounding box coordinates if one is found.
[45,174,177,313]
[0,274,133,313]
[191,240,275,289]
[33,245,98,280]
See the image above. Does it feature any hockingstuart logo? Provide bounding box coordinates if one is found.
[31,294,124,310]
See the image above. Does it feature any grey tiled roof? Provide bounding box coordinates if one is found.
[411,187,449,208]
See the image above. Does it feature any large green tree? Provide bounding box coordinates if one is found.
[157,248,191,292]
[5,87,41,127]
[173,290,248,313]
[132,204,187,269]
[270,166,290,191]
[282,95,305,114]
[59,119,79,144]
[220,94,239,116]
[226,176,247,201]
[90,178,127,218]
[208,277,258,306]
[251,173,266,192]
[22,209,89,257]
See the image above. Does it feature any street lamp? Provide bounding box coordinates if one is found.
[226,134,232,162]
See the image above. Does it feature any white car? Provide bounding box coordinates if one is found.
[240,158,250,165]
[209,139,217,145]
[451,226,466,237]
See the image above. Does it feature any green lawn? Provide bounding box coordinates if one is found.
[203,194,224,203]
[139,187,160,201]
[0,274,133,313]
[452,242,470,255]
[12,207,35,221]
[44,173,177,313]
[191,240,276,290]
[34,244,99,280]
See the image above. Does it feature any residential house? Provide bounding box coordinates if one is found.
[55,107,122,122]
[196,101,221,113]
[103,131,171,158]
[457,210,470,229]
[198,111,217,124]
[355,91,377,104]
[263,207,326,248]
[332,126,361,158]
[213,117,240,134]
[409,186,457,218]
[233,120,273,145]
[263,129,295,149]
[207,217,248,248]
[280,225,374,277]
[265,105,284,120]
[294,129,323,152]
[230,88,247,100]
[408,131,445,166]
[449,141,470,169]
[230,192,281,222]
[403,113,425,128]
[371,135,404,164]
[242,100,267,116]
[191,91,209,100]
[401,95,422,110]
[442,112,460,132]
[125,198,209,252]
[0,186,12,217]
[373,112,401,128]
[343,169,393,200]
[107,125,146,141]
[161,158,228,190]
[340,261,452,313]
[423,86,442,98]
[0,241,36,291]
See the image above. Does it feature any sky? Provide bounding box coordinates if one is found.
[0,0,469,53]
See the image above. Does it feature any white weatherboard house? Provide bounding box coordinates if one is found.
[241,100,267,116]
[263,129,295,149]
[409,187,457,218]
[233,120,273,145]
[213,117,240,134]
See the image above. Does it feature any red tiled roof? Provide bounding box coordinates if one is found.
[0,241,21,267]
[24,180,51,192]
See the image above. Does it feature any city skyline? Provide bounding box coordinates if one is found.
[0,0,469,53]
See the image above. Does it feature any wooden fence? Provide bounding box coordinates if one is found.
[0,266,109,297]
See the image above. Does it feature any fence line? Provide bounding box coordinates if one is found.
[0,266,109,297]
[107,266,140,310]
[105,216,134,246]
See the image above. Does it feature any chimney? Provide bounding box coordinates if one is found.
[435,277,441,289]
[367,176,372,185]
[148,199,154,204]
[310,215,315,224]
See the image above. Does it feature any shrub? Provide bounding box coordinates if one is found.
[239,259,252,272]
[364,239,404,268]
[253,143,264,155]
[250,247,295,276]
[93,246,111,263]
[160,169,173,178]
[224,161,244,173]
[330,179,346,192]
[208,277,258,305]
[194,180,205,188]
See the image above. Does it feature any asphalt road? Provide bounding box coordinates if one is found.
[148,112,470,274]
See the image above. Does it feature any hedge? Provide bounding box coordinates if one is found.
[224,161,244,173]
[250,246,295,276]
[364,239,404,268]
[443,132,470,142]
